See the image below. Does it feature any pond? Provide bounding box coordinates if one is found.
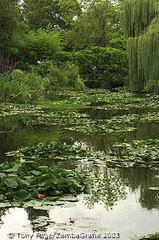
[0,92,159,240]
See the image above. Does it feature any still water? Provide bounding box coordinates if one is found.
[0,110,159,240]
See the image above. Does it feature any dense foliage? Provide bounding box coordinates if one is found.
[1,0,159,94]
[123,0,159,93]
[0,160,88,202]
[0,0,128,94]
[72,46,128,88]
[0,69,49,103]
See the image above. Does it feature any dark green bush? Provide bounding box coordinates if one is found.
[72,46,128,89]
[16,29,62,68]
[144,80,159,94]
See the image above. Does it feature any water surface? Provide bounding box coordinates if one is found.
[0,106,159,240]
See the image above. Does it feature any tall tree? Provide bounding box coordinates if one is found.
[63,0,121,50]
[22,0,82,30]
[0,0,19,52]
[123,0,159,93]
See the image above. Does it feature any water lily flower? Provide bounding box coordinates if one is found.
[69,218,75,223]
[38,194,45,198]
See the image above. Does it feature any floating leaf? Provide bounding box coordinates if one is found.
[62,203,76,208]
[14,190,29,200]
[153,175,159,180]
[31,170,42,176]
[149,187,159,191]
[0,173,6,178]
[4,179,18,188]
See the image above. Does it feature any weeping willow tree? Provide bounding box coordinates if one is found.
[123,0,159,93]
[123,0,158,37]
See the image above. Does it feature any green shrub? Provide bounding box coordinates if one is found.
[33,60,67,89]
[0,70,49,103]
[72,46,128,89]
[144,80,159,94]
[64,62,79,84]
[16,29,62,68]
[33,60,85,90]
[74,77,85,91]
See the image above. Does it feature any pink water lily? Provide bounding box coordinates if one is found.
[69,218,75,223]
[38,194,45,198]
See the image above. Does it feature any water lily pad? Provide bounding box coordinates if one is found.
[4,179,18,188]
[131,232,159,240]
[22,224,33,228]
[0,159,89,203]
[54,201,66,205]
[80,217,98,220]
[149,187,159,191]
[14,190,29,200]
[59,196,78,202]
[0,202,11,208]
[33,205,54,210]
[77,224,95,229]
[62,203,76,208]
[153,175,159,179]
[0,173,6,178]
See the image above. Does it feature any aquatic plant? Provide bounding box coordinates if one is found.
[0,114,31,133]
[106,139,159,168]
[0,70,49,103]
[31,110,92,126]
[0,160,89,202]
[67,122,136,135]
[6,140,92,160]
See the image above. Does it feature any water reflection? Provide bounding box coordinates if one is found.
[0,114,31,133]
[81,107,159,120]
[0,114,32,161]
[26,207,50,232]
[0,167,158,240]
[83,167,127,210]
[127,122,159,141]
[63,129,125,152]
[0,125,62,162]
[0,209,7,225]
[119,168,159,210]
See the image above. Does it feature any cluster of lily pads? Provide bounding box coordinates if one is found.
[7,138,159,170]
[2,89,159,114]
[67,122,136,134]
[106,139,159,168]
[31,110,93,126]
[0,159,89,203]
[7,141,93,160]
[52,90,159,111]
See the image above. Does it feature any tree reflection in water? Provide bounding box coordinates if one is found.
[81,165,159,211]
[0,208,7,226]
[26,207,50,232]
[83,166,127,209]
[118,167,159,210]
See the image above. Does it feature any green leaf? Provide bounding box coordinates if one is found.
[14,190,29,200]
[0,173,6,178]
[38,181,48,187]
[149,187,159,191]
[0,194,5,201]
[18,179,30,186]
[4,179,18,188]
[30,170,42,176]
